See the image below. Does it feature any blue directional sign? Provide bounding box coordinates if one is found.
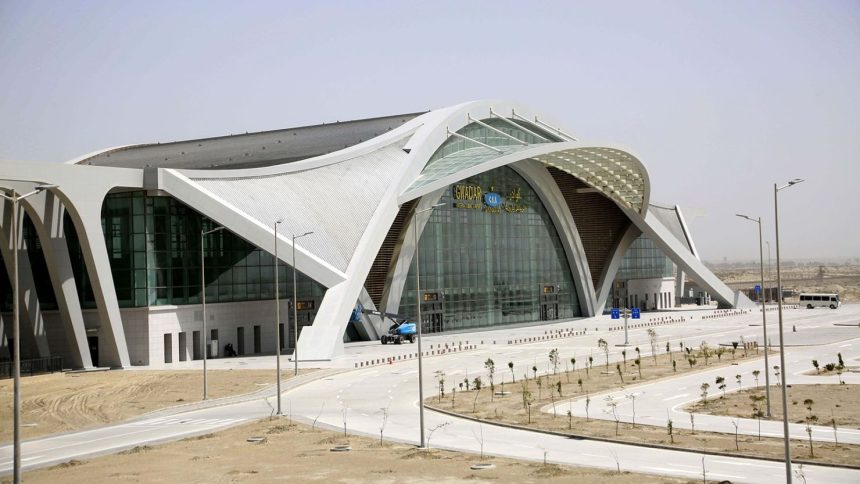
[611,308,620,319]
[754,284,761,294]
[631,308,641,319]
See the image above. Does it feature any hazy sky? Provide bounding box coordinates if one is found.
[1,1,858,262]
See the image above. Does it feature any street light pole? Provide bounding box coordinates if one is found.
[774,178,804,484]
[274,219,283,415]
[292,231,313,376]
[736,214,771,417]
[765,240,772,298]
[201,225,225,401]
[1,184,55,484]
[413,203,444,449]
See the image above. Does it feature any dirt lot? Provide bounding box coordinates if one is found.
[0,369,309,442]
[712,263,860,303]
[686,384,860,430]
[18,417,696,484]
[2,369,693,483]
[428,346,859,466]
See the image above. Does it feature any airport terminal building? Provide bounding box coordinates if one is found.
[1,100,751,369]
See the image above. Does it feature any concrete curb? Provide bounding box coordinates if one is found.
[424,404,860,471]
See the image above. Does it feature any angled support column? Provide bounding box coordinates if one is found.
[20,191,92,368]
[594,224,642,312]
[0,201,50,358]
[631,210,754,309]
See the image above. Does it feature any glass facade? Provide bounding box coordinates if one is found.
[398,166,580,332]
[615,235,674,281]
[60,192,325,319]
[606,234,676,311]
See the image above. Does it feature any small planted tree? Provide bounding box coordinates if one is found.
[750,394,765,440]
[831,412,839,446]
[716,346,726,361]
[700,382,710,405]
[715,376,726,398]
[621,349,627,371]
[803,399,817,458]
[585,392,591,422]
[567,409,572,429]
[587,356,593,376]
[485,358,495,401]
[570,357,576,374]
[752,370,761,388]
[616,363,624,384]
[508,361,515,383]
[740,335,748,357]
[556,380,562,398]
[524,390,534,423]
[626,393,637,428]
[463,377,470,391]
[598,338,610,369]
[672,359,677,372]
[736,374,742,391]
[773,365,781,387]
[605,396,620,436]
[532,365,538,381]
[687,357,697,369]
[838,352,844,368]
[732,341,739,359]
[635,346,641,363]
[648,328,658,364]
[536,375,543,400]
[434,370,446,402]
[731,418,740,451]
[812,359,819,374]
[634,358,642,378]
[667,415,674,443]
[690,412,695,434]
[472,376,482,413]
[549,348,559,375]
[700,341,711,365]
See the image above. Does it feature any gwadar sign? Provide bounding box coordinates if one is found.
[452,184,527,214]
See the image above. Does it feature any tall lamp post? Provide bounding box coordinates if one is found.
[274,219,284,415]
[413,202,444,448]
[765,240,772,299]
[200,225,225,400]
[1,184,56,484]
[736,214,772,417]
[774,178,804,483]
[291,231,313,376]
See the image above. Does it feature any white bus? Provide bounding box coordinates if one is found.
[799,293,841,309]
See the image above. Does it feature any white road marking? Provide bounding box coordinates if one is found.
[662,394,689,401]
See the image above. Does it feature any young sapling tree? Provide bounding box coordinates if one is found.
[715,376,726,398]
[752,370,761,388]
[812,359,819,374]
[647,328,658,364]
[508,361,515,383]
[736,374,742,391]
[616,363,624,384]
[634,358,642,378]
[598,338,610,369]
[484,359,495,401]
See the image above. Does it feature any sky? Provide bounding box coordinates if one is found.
[1,0,858,263]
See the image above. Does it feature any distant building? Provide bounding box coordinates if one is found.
[1,101,752,368]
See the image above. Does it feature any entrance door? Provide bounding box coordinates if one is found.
[192,331,201,360]
[419,291,445,334]
[253,325,261,354]
[237,327,245,356]
[178,332,187,361]
[539,284,559,321]
[87,336,99,367]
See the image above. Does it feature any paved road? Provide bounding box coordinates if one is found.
[2,305,859,483]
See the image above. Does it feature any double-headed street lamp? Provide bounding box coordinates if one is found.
[1,184,56,484]
[774,178,804,484]
[292,231,313,376]
[414,202,444,449]
[200,225,225,401]
[735,213,772,417]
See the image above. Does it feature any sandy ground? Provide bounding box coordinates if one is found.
[429,348,859,466]
[687,384,860,430]
[712,263,860,302]
[17,417,695,484]
[0,369,310,442]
